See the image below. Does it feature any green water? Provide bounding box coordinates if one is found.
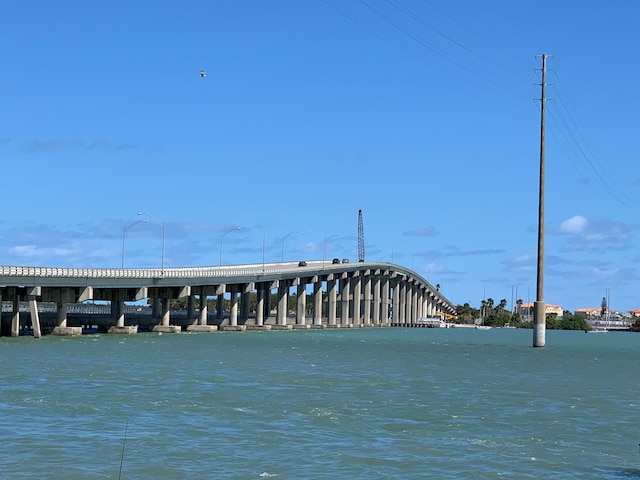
[0,328,638,479]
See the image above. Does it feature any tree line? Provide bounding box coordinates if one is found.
[455,298,591,330]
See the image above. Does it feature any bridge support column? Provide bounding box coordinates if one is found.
[216,295,225,321]
[394,281,404,324]
[52,302,82,336]
[429,297,436,317]
[246,282,270,331]
[340,274,350,326]
[152,295,161,320]
[219,285,245,331]
[187,294,196,321]
[108,290,138,334]
[152,297,180,333]
[391,283,399,325]
[11,292,19,337]
[253,284,269,329]
[240,286,251,324]
[116,291,125,328]
[255,286,264,326]
[313,280,323,326]
[405,283,413,324]
[27,295,41,338]
[373,275,381,325]
[187,286,217,332]
[294,281,308,328]
[229,285,239,326]
[265,287,272,322]
[363,273,372,326]
[418,291,425,319]
[162,297,171,325]
[352,274,362,326]
[199,287,208,324]
[274,281,291,329]
[327,277,337,327]
[381,275,390,325]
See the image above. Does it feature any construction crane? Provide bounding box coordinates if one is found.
[357,209,365,262]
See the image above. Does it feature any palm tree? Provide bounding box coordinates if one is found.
[498,299,508,312]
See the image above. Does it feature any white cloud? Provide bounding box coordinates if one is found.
[10,244,75,257]
[559,215,588,234]
[403,226,438,237]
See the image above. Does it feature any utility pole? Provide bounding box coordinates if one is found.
[533,54,548,348]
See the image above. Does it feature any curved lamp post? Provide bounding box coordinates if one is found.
[219,226,247,266]
[281,231,298,263]
[137,212,165,272]
[121,219,148,268]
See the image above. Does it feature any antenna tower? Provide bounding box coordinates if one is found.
[357,209,365,262]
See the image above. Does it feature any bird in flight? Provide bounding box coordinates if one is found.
[199,70,207,78]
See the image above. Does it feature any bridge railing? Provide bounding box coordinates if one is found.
[0,263,327,279]
[0,261,356,280]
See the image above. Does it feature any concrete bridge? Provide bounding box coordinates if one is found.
[0,261,455,337]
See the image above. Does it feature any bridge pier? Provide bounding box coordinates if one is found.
[11,291,19,337]
[27,294,42,338]
[340,274,350,326]
[216,293,224,322]
[406,283,414,324]
[327,276,337,327]
[229,284,239,326]
[312,279,323,326]
[52,302,82,336]
[382,276,391,325]
[220,284,247,331]
[109,290,138,334]
[276,281,288,326]
[153,297,180,333]
[187,294,196,321]
[296,281,306,326]
[247,283,271,330]
[187,286,217,332]
[255,284,266,326]
[372,275,381,325]
[353,273,362,326]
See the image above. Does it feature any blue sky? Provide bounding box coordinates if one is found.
[2,1,639,313]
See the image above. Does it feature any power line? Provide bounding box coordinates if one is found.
[321,0,519,95]
[385,0,523,81]
[545,68,633,208]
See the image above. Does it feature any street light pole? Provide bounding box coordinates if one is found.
[122,219,148,268]
[137,212,165,273]
[281,231,298,263]
[323,234,339,268]
[219,226,247,266]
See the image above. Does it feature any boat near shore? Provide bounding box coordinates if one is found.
[586,326,608,333]
[451,323,492,330]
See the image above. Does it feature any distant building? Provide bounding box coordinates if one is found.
[516,302,563,322]
[629,308,640,318]
[574,308,601,319]
[575,307,630,329]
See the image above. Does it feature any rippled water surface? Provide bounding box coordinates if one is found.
[1,328,639,479]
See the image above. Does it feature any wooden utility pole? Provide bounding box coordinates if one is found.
[533,54,547,348]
